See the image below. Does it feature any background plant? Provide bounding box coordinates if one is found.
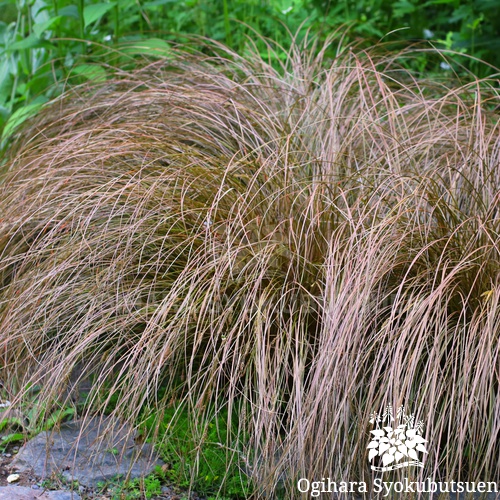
[97,469,163,500]
[137,405,251,498]
[0,389,75,451]
[1,0,499,145]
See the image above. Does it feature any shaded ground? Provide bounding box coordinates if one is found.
[0,428,204,500]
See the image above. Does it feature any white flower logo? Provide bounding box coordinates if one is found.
[367,405,428,471]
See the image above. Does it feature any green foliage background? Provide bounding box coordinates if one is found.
[0,0,499,145]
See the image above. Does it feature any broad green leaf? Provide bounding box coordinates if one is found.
[121,38,170,57]
[0,433,25,446]
[145,0,178,5]
[15,82,27,96]
[0,105,8,127]
[26,68,54,92]
[0,417,24,432]
[32,0,50,24]
[58,5,79,19]
[33,15,62,38]
[0,417,23,432]
[71,64,108,82]
[84,3,115,29]
[0,66,13,105]
[8,34,55,51]
[392,0,417,18]
[45,407,75,430]
[1,97,47,142]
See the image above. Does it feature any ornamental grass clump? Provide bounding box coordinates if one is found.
[0,39,499,497]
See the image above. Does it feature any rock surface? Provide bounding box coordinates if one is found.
[10,417,162,487]
[0,485,81,499]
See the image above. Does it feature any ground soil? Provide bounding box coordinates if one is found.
[1,444,204,500]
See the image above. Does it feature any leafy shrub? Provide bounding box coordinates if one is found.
[0,385,75,451]
[0,37,499,497]
[313,0,500,75]
[1,0,500,143]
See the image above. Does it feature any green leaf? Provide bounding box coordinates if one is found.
[45,407,75,430]
[33,15,62,38]
[0,416,23,433]
[25,69,54,94]
[121,38,170,57]
[8,34,55,51]
[0,67,13,106]
[1,97,47,142]
[58,5,79,19]
[392,0,417,18]
[144,0,178,6]
[0,433,25,446]
[71,64,108,82]
[84,3,116,29]
[0,106,8,128]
